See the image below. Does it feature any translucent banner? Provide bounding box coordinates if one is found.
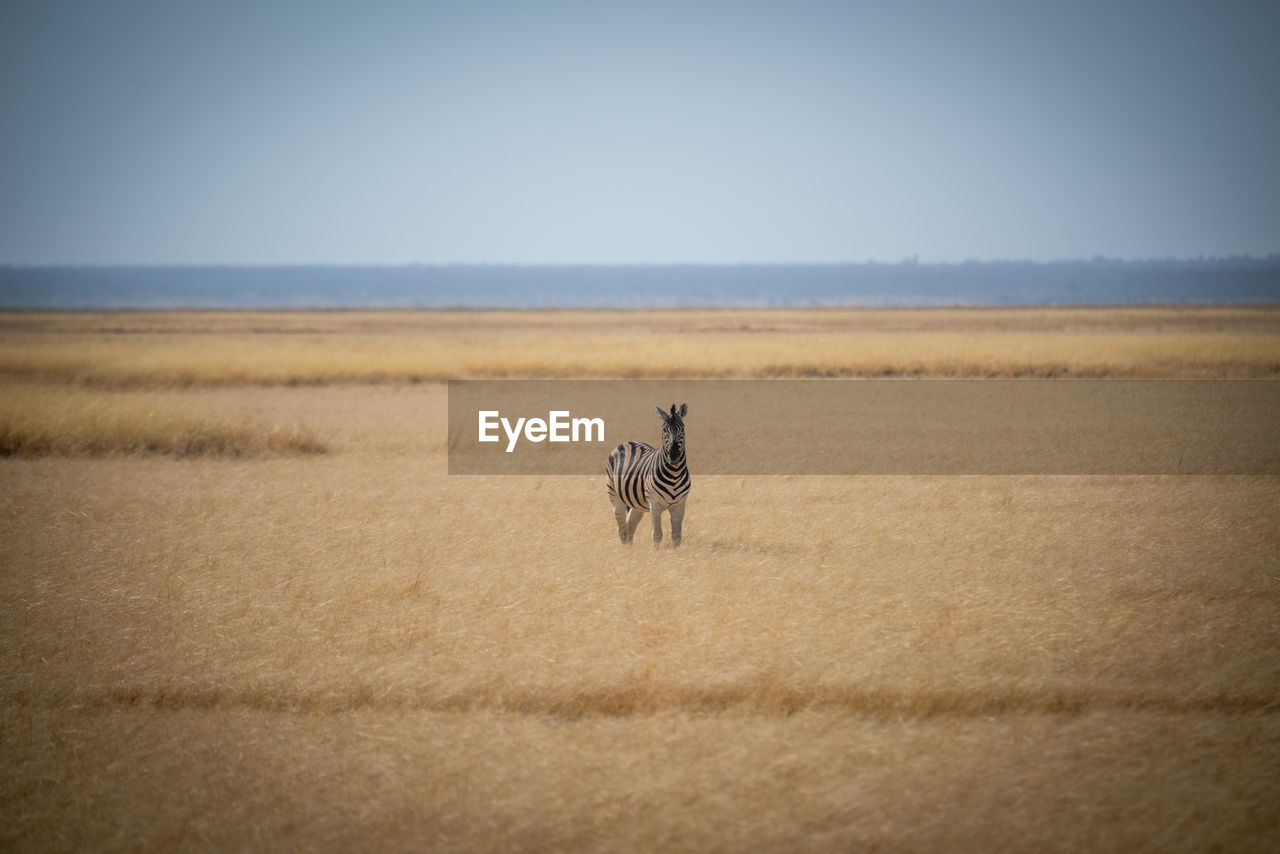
[447,380,1280,475]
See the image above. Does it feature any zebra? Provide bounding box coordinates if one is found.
[605,403,691,546]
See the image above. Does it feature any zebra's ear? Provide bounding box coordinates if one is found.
[654,405,669,421]
[679,403,687,418]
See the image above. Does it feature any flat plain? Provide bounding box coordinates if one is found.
[2,307,1278,851]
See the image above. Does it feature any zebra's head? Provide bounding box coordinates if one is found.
[655,403,688,464]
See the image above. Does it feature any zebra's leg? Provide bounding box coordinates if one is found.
[669,501,686,547]
[625,508,645,542]
[649,501,665,547]
[612,497,631,544]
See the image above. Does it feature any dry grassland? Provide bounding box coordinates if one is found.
[2,308,1279,851]
[2,306,1280,385]
[0,383,324,458]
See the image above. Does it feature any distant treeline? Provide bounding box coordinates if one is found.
[2,258,1278,308]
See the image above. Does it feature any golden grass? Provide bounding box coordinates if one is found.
[2,420,1278,849]
[0,383,324,457]
[1,306,1279,384]
[4,305,1278,335]
[2,311,1279,851]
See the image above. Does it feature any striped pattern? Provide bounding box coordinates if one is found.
[606,440,691,511]
[606,404,690,546]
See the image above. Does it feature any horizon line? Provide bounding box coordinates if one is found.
[4,254,1280,269]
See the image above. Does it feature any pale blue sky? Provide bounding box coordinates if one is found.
[2,1,1277,264]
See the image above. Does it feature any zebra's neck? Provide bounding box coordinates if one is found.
[659,449,686,476]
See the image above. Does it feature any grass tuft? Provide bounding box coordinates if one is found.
[0,385,325,457]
